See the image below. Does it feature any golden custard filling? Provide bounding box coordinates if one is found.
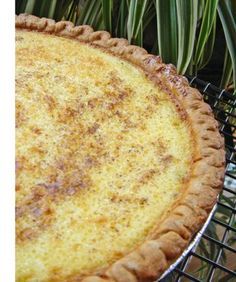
[16,30,194,281]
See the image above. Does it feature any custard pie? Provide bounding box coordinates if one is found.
[16,14,225,282]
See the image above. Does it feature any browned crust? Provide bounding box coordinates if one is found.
[16,14,225,282]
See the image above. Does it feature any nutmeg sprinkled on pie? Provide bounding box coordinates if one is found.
[16,29,194,280]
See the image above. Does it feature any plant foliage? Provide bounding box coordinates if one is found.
[15,0,236,92]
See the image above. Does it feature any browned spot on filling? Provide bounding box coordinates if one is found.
[152,138,167,155]
[92,216,108,224]
[16,101,28,128]
[139,169,159,184]
[88,123,100,134]
[30,146,46,155]
[82,156,99,169]
[123,118,138,130]
[15,36,24,42]
[57,106,80,123]
[161,154,174,167]
[31,127,42,135]
[149,94,159,105]
[44,95,57,111]
[15,184,21,192]
[130,169,160,193]
[18,228,34,241]
[110,194,149,206]
[16,153,97,243]
[108,71,123,85]
[47,267,65,282]
[16,203,54,243]
[15,206,24,218]
[15,157,27,174]
[15,161,20,172]
[88,98,100,109]
[104,90,129,111]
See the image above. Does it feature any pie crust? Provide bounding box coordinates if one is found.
[15,14,225,282]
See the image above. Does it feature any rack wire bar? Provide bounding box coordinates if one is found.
[175,268,201,282]
[161,77,236,281]
[190,252,236,275]
[217,201,236,213]
[211,218,236,232]
[207,214,235,280]
[201,234,235,253]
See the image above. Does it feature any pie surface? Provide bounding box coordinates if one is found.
[15,15,225,282]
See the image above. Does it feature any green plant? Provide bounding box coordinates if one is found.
[15,0,236,93]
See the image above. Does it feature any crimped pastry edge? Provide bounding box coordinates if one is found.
[16,14,226,282]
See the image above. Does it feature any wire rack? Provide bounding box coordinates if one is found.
[161,77,236,282]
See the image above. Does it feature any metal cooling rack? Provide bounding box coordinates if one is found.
[161,77,236,282]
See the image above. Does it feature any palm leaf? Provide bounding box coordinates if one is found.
[176,0,198,74]
[127,0,148,45]
[50,0,75,20]
[65,0,80,22]
[116,0,128,38]
[135,20,143,47]
[16,0,29,14]
[76,0,102,27]
[197,16,216,71]
[102,0,113,33]
[193,0,219,68]
[48,0,58,19]
[217,0,236,93]
[143,0,155,30]
[24,0,36,14]
[197,0,206,22]
[155,0,178,65]
[39,0,56,17]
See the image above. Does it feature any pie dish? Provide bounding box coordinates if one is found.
[15,14,225,282]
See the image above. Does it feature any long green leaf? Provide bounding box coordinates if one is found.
[155,0,178,65]
[64,0,80,22]
[77,0,102,28]
[53,0,75,21]
[151,38,158,54]
[197,16,216,71]
[135,20,143,46]
[102,0,113,33]
[186,55,194,76]
[24,0,36,14]
[127,0,148,45]
[116,0,128,37]
[197,0,206,22]
[48,0,58,19]
[39,0,56,17]
[194,0,218,66]
[218,0,236,93]
[16,0,29,14]
[176,0,198,74]
[32,0,47,17]
[143,0,155,30]
[49,0,64,20]
[95,8,104,30]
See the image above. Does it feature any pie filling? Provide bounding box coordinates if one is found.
[16,30,194,281]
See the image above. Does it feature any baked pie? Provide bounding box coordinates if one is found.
[16,14,225,282]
